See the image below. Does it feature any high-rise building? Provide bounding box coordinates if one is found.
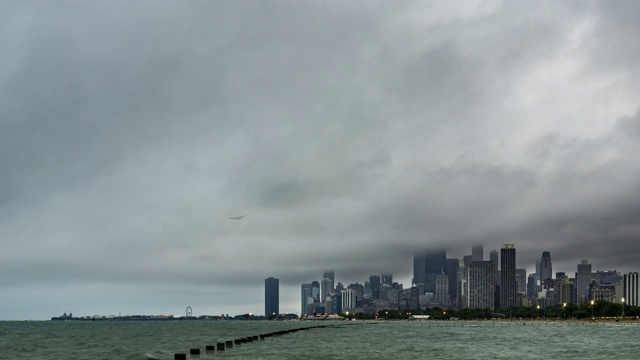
[265,277,279,317]
[500,244,516,309]
[515,268,527,295]
[527,274,537,298]
[433,273,451,308]
[624,272,639,307]
[301,283,313,316]
[413,254,426,294]
[559,278,574,305]
[425,250,447,293]
[321,271,335,300]
[341,289,356,311]
[468,261,496,310]
[489,250,499,286]
[348,283,364,306]
[540,251,552,281]
[311,281,320,303]
[575,260,592,304]
[321,278,333,301]
[370,275,381,299]
[381,274,393,285]
[472,245,483,261]
[446,258,459,308]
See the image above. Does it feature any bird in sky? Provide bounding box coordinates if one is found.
[228,215,247,220]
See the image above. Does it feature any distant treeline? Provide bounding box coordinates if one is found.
[342,300,639,320]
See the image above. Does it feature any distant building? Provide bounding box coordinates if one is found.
[322,271,335,300]
[624,272,639,306]
[468,261,495,310]
[311,281,320,303]
[540,251,552,282]
[472,245,483,261]
[575,260,592,304]
[348,283,364,307]
[301,283,313,316]
[433,273,451,309]
[489,250,499,286]
[446,258,459,309]
[500,244,516,309]
[558,278,574,305]
[340,289,354,312]
[369,275,381,299]
[425,250,447,293]
[413,254,426,294]
[265,277,279,317]
[515,268,527,295]
[381,273,393,285]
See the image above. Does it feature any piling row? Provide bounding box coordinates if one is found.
[173,325,334,359]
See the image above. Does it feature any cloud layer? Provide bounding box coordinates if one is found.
[2,1,640,319]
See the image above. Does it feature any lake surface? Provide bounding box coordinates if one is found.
[1,320,639,359]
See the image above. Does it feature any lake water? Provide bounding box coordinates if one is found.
[1,320,638,359]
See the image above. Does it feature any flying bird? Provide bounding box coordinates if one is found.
[228,215,247,220]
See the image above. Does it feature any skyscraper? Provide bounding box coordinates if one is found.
[321,271,335,300]
[624,272,639,307]
[413,253,426,294]
[575,260,592,304]
[265,277,279,317]
[311,281,320,303]
[472,245,483,261]
[446,258,459,308]
[540,251,552,282]
[468,261,495,310]
[301,283,313,316]
[370,275,381,299]
[381,273,393,285]
[489,250,499,286]
[500,244,516,309]
[515,268,527,295]
[425,250,447,293]
[341,289,356,310]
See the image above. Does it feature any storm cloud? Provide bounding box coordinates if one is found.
[2,1,640,319]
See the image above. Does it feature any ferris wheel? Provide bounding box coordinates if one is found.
[186,306,193,318]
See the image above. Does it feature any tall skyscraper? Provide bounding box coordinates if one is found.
[381,274,393,285]
[624,272,639,307]
[500,244,516,309]
[575,260,592,304]
[341,289,356,310]
[515,268,527,295]
[468,261,496,310]
[348,283,364,307]
[370,275,381,299]
[472,245,483,261]
[301,283,313,316]
[321,271,335,300]
[489,250,499,286]
[265,277,279,317]
[446,258,459,307]
[311,281,320,303]
[433,273,451,308]
[413,253,426,294]
[559,278,574,305]
[425,250,447,293]
[540,251,552,281]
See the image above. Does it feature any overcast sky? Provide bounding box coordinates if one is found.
[2,1,640,320]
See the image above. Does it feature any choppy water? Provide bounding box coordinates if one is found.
[1,320,639,359]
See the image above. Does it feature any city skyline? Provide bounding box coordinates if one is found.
[3,1,640,320]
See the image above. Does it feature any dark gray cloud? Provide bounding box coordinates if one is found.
[2,1,640,320]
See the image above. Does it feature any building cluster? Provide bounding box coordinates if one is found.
[265,244,638,317]
[298,271,406,317]
[413,244,639,312]
[264,244,639,316]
